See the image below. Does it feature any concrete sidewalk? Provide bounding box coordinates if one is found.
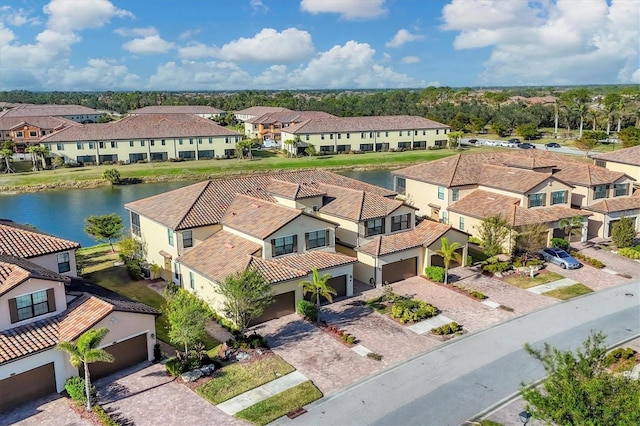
[217,371,308,415]
[527,277,578,294]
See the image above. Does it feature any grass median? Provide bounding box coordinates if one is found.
[543,283,593,300]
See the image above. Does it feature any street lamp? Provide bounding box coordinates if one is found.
[519,411,532,425]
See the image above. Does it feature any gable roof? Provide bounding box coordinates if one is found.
[0,255,71,296]
[40,113,239,143]
[477,164,554,194]
[246,110,334,124]
[591,145,640,166]
[285,115,449,134]
[129,105,225,115]
[0,219,81,259]
[266,179,327,200]
[235,106,292,117]
[552,162,630,186]
[357,220,454,256]
[583,194,640,214]
[318,184,408,221]
[0,104,100,118]
[125,170,396,230]
[0,115,79,132]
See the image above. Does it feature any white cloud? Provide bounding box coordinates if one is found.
[43,0,132,32]
[114,27,158,37]
[178,42,219,59]
[401,56,420,64]
[300,0,387,20]
[55,58,142,90]
[218,28,314,62]
[441,0,640,85]
[250,0,269,13]
[178,29,200,41]
[386,29,424,48]
[123,35,174,55]
[0,6,41,26]
[147,60,252,90]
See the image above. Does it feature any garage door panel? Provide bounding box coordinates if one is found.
[305,275,347,304]
[0,363,56,412]
[382,257,417,284]
[251,291,295,326]
[89,334,148,380]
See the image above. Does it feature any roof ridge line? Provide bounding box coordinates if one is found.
[176,180,214,229]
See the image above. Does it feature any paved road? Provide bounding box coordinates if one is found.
[284,281,640,426]
[460,138,611,156]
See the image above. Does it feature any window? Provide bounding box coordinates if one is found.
[365,218,385,237]
[56,143,64,151]
[179,139,183,145]
[330,134,334,139]
[306,230,329,249]
[208,138,213,144]
[225,137,230,144]
[442,211,448,224]
[360,143,373,152]
[29,130,37,137]
[385,131,389,137]
[161,139,166,146]
[11,290,55,323]
[129,140,134,147]
[399,131,403,136]
[369,132,374,138]
[167,229,174,246]
[551,190,566,205]
[391,214,410,231]
[437,186,445,200]
[150,140,155,146]
[452,189,459,202]
[595,160,606,168]
[361,132,365,139]
[189,138,194,145]
[436,129,440,135]
[110,141,117,148]
[183,230,193,248]
[305,134,310,141]
[614,183,628,197]
[376,132,380,137]
[346,133,350,139]
[174,261,179,280]
[528,193,544,207]
[77,142,83,150]
[140,140,145,147]
[594,185,607,199]
[337,133,341,139]
[16,131,23,137]
[321,134,325,140]
[459,216,465,230]
[396,177,406,195]
[189,272,195,289]
[198,138,203,144]
[131,212,141,236]
[272,235,297,256]
[88,142,94,149]
[99,141,105,149]
[57,252,70,273]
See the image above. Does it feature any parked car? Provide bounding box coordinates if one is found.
[500,141,517,148]
[468,138,479,145]
[540,248,582,269]
[519,143,536,149]
[485,140,500,146]
[545,142,561,148]
[508,138,521,144]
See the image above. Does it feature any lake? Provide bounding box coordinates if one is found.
[0,170,393,247]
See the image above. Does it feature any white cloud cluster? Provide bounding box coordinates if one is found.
[0,6,40,26]
[300,0,387,20]
[118,27,175,55]
[386,29,424,48]
[441,0,640,85]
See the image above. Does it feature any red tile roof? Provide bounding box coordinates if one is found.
[318,184,408,221]
[583,195,640,214]
[235,106,292,117]
[285,115,449,134]
[478,164,553,194]
[272,251,356,273]
[0,104,100,118]
[0,116,79,132]
[357,220,453,256]
[266,179,327,200]
[0,220,80,259]
[591,145,640,166]
[221,194,304,239]
[0,255,71,296]
[246,110,334,124]
[129,105,225,114]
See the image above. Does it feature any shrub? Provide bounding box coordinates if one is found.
[570,251,604,268]
[431,322,461,335]
[468,236,483,245]
[226,332,269,350]
[611,217,636,248]
[65,376,96,404]
[391,299,438,323]
[424,266,446,283]
[297,299,318,322]
[482,258,510,273]
[470,290,487,300]
[618,247,640,260]
[92,404,118,426]
[550,238,569,250]
[126,259,142,280]
[367,352,383,361]
[605,347,637,366]
[341,333,356,344]
[165,356,189,376]
[153,343,162,362]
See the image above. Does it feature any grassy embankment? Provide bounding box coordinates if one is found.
[0,148,482,192]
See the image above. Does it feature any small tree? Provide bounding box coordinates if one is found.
[102,168,121,184]
[434,237,462,285]
[618,126,640,148]
[558,215,583,243]
[574,131,604,157]
[514,223,548,257]
[521,331,640,425]
[304,143,316,157]
[56,328,114,411]
[516,123,539,140]
[163,287,209,354]
[611,216,636,248]
[477,215,512,257]
[299,267,335,324]
[118,236,147,262]
[217,268,274,336]
[84,214,124,252]
[447,131,464,150]
[51,156,64,169]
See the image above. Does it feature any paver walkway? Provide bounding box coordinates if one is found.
[407,314,454,334]
[217,371,308,415]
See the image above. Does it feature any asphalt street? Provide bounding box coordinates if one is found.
[285,281,640,426]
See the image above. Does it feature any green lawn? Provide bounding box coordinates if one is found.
[78,245,220,349]
[543,283,593,300]
[197,355,295,404]
[503,271,564,289]
[235,381,322,426]
[0,148,485,191]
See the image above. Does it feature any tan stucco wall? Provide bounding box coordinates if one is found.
[132,213,179,275]
[94,311,157,362]
[264,214,336,259]
[28,251,78,278]
[0,278,67,331]
[317,213,359,247]
[402,179,444,216]
[0,349,76,393]
[601,161,640,183]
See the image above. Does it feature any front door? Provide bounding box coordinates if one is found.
[431,208,440,221]
[163,256,172,281]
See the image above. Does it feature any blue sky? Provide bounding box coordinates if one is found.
[0,0,638,91]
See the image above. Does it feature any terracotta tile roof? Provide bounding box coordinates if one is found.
[448,190,591,226]
[318,184,406,221]
[177,231,261,283]
[0,317,59,364]
[65,278,161,316]
[246,111,334,124]
[285,115,449,134]
[246,257,308,283]
[552,162,629,186]
[0,219,80,259]
[129,105,225,114]
[583,196,640,214]
[271,251,356,273]
[125,170,396,230]
[40,113,239,143]
[591,146,640,166]
[235,106,292,118]
[478,164,552,194]
[0,104,100,118]
[357,220,453,256]
[266,179,326,200]
[0,116,79,132]
[221,194,304,239]
[58,295,114,341]
[0,255,70,296]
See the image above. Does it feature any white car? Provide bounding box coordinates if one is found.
[500,141,517,148]
[485,140,500,146]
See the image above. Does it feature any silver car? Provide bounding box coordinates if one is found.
[540,248,582,269]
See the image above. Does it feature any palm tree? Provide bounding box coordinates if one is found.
[0,148,14,173]
[435,237,462,285]
[299,267,336,324]
[57,328,114,411]
[559,215,583,243]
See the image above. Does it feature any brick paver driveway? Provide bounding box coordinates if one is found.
[1,393,91,426]
[94,362,247,426]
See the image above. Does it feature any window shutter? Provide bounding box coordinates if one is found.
[47,288,56,312]
[271,239,276,255]
[305,233,310,249]
[293,235,298,252]
[9,298,18,323]
[325,229,330,245]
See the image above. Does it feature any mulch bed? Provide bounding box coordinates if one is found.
[67,399,105,426]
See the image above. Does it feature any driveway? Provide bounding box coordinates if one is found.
[1,393,92,426]
[94,362,248,426]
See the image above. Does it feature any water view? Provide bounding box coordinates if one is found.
[0,170,393,247]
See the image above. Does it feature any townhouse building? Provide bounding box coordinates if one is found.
[279,115,450,154]
[0,104,103,124]
[234,106,293,122]
[125,170,468,324]
[39,113,241,164]
[244,110,335,142]
[591,145,640,188]
[0,116,80,154]
[393,151,640,246]
[128,105,226,119]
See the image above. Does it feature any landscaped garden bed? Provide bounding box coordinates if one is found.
[366,288,439,324]
[430,321,466,341]
[502,270,564,289]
